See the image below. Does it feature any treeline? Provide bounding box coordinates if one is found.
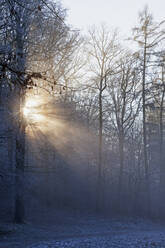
[0,0,79,222]
[62,8,165,217]
[0,0,165,222]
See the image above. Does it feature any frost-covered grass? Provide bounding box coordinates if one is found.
[28,232,165,248]
[1,210,165,248]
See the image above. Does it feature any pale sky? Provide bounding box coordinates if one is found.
[62,0,165,37]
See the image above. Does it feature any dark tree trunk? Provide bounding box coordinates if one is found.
[159,65,165,216]
[142,32,150,215]
[14,104,25,223]
[96,80,103,212]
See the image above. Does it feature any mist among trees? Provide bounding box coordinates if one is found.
[0,1,165,247]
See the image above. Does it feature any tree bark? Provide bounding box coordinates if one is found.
[142,30,150,215]
[96,80,103,212]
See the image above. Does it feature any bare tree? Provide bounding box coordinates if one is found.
[106,52,141,210]
[0,0,77,222]
[86,24,120,211]
[132,6,165,214]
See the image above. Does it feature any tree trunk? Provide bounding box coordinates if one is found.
[14,11,26,223]
[159,65,165,215]
[118,132,124,211]
[14,94,26,223]
[142,32,150,215]
[96,84,103,212]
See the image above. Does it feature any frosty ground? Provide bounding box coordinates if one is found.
[1,210,165,248]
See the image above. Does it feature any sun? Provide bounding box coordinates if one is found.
[23,95,46,125]
[23,107,31,117]
[23,96,40,119]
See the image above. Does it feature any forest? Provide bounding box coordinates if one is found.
[0,0,165,247]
